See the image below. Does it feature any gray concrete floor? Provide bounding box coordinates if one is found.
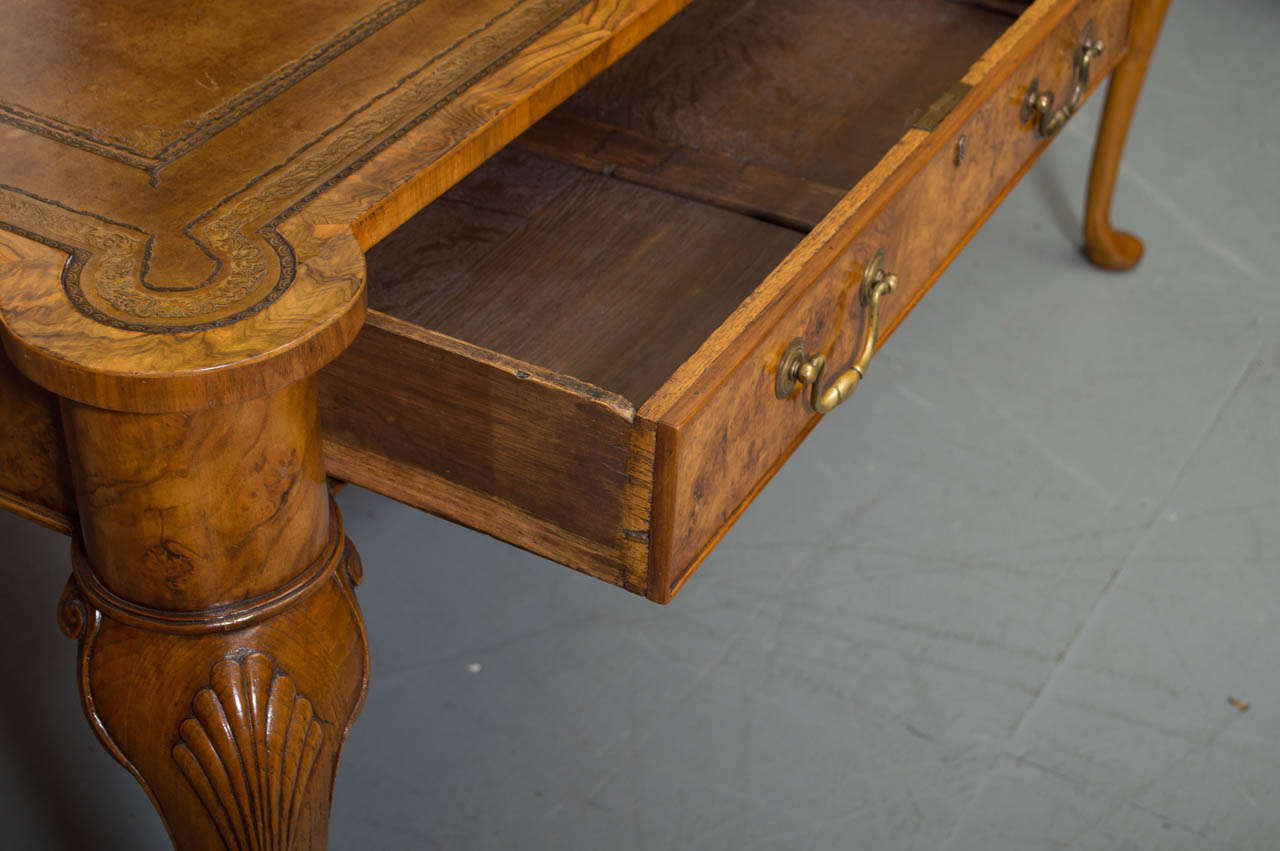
[3,2,1278,848]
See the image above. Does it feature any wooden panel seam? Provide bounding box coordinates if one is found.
[513,112,847,232]
[368,309,637,421]
[644,420,678,603]
[618,419,657,595]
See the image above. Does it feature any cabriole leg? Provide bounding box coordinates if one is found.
[1083,0,1172,270]
[57,377,368,850]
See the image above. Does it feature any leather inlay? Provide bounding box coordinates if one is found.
[0,0,590,333]
[0,0,430,171]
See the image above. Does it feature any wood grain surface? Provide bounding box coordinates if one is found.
[0,5,711,845]
[0,0,694,412]
[0,346,73,531]
[63,379,331,611]
[330,0,1136,603]
[562,0,1014,188]
[644,0,1133,595]
[59,376,368,849]
[514,111,848,232]
[366,150,801,404]
[62,542,368,851]
[0,1,1171,846]
[318,311,642,588]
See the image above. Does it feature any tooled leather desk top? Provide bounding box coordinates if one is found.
[0,0,679,411]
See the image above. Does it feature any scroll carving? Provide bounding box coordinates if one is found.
[57,575,89,639]
[173,653,325,851]
[343,541,364,587]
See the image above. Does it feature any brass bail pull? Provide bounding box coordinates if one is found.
[775,250,898,414]
[1021,19,1104,138]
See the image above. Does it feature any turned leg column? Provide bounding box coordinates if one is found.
[1083,0,1172,270]
[56,376,368,850]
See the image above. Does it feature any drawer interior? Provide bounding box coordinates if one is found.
[323,0,1029,595]
[367,149,802,404]
[364,0,1019,408]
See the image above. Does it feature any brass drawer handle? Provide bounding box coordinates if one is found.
[1021,19,1104,138]
[775,250,898,414]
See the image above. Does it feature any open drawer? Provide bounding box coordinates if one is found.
[318,0,1132,602]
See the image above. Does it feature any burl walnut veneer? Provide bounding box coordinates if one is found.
[0,0,1168,846]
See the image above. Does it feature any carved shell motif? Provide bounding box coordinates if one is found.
[172,652,325,851]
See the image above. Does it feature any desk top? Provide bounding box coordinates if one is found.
[0,0,685,411]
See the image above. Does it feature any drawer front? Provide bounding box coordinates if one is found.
[648,0,1133,598]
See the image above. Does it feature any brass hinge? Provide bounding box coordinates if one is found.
[912,82,973,132]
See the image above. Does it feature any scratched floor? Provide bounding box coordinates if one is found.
[3,3,1278,849]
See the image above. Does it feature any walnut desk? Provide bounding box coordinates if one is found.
[0,0,1168,846]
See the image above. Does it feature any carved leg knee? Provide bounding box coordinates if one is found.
[60,513,367,851]
[57,378,368,850]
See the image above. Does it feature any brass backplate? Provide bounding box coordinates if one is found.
[776,338,806,399]
[861,250,887,303]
